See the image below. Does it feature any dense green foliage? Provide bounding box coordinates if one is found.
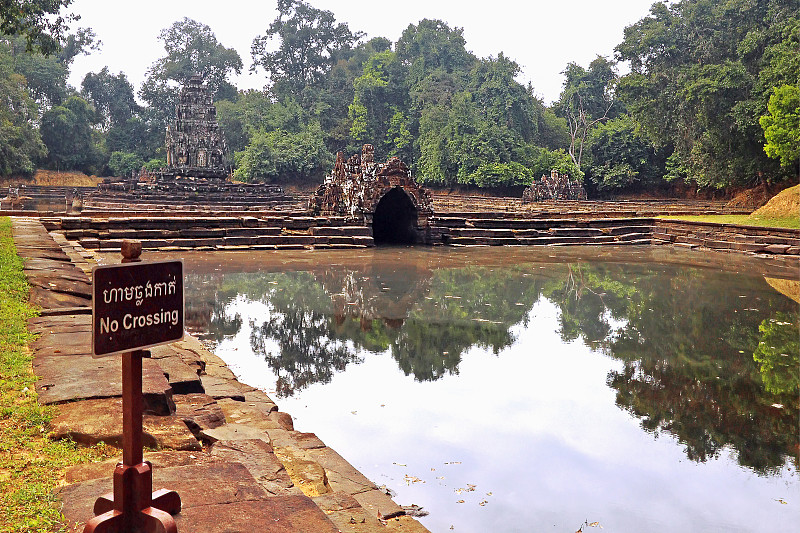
[615,0,798,188]
[760,84,800,168]
[0,0,796,191]
[0,56,46,176]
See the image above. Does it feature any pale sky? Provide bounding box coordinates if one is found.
[66,0,658,105]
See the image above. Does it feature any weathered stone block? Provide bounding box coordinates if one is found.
[51,397,200,451]
[173,393,225,435]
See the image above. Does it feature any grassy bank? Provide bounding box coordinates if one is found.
[0,217,111,533]
[660,214,799,229]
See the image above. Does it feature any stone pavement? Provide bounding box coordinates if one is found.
[11,217,429,533]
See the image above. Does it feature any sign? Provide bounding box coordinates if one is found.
[92,260,184,357]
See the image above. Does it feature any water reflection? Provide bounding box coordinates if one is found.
[181,247,799,479]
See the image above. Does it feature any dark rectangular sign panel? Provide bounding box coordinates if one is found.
[92,260,184,357]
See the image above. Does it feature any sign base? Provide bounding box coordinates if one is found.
[84,461,180,533]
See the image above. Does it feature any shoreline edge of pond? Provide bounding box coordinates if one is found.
[10,216,430,533]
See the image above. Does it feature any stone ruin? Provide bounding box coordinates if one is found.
[84,75,305,211]
[309,144,434,244]
[522,170,587,202]
[162,74,228,180]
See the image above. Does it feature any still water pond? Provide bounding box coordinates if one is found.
[171,245,798,532]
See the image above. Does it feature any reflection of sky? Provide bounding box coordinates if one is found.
[210,295,799,532]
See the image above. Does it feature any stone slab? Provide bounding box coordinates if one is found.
[173,393,226,435]
[28,314,92,331]
[156,354,204,394]
[175,497,340,533]
[34,354,173,414]
[274,446,331,497]
[51,397,199,451]
[314,491,388,533]
[216,397,284,430]
[200,374,257,401]
[210,439,297,496]
[65,450,222,483]
[201,423,272,444]
[306,447,377,496]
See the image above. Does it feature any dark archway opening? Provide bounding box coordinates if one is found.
[372,187,419,245]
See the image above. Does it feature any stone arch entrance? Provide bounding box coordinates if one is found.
[371,187,419,245]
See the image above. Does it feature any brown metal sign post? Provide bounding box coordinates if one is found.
[84,241,182,533]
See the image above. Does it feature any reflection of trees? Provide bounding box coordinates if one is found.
[391,266,541,380]
[545,263,799,474]
[184,273,242,343]
[251,308,361,397]
[541,263,637,347]
[217,265,541,393]
[186,257,799,473]
[753,312,799,396]
[247,272,362,397]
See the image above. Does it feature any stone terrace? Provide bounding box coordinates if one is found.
[36,212,800,267]
[83,180,306,213]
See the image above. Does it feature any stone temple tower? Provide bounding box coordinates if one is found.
[162,74,228,180]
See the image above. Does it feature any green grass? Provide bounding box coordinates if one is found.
[660,214,800,229]
[0,217,112,533]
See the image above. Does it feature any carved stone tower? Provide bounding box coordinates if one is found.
[162,74,228,180]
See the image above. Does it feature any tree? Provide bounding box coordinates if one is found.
[148,18,241,100]
[39,94,96,171]
[251,0,363,101]
[585,114,667,192]
[347,50,407,155]
[395,19,474,84]
[81,67,138,129]
[753,312,799,396]
[233,123,331,183]
[555,56,618,168]
[0,63,46,176]
[140,18,242,142]
[615,0,798,188]
[759,84,799,168]
[3,33,66,107]
[0,0,76,54]
[57,27,99,66]
[107,151,143,178]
